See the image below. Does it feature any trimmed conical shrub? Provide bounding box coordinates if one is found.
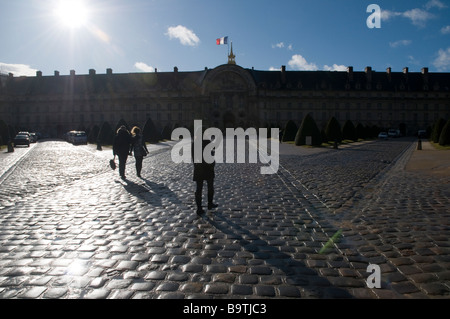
[432,118,446,143]
[438,119,450,146]
[115,118,130,132]
[342,120,357,141]
[282,120,298,142]
[325,117,342,143]
[356,123,366,140]
[0,119,9,145]
[88,125,100,144]
[295,114,322,146]
[97,121,115,145]
[143,118,161,143]
[161,123,173,140]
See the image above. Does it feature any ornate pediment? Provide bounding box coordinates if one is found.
[201,64,257,95]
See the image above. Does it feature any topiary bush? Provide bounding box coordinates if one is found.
[115,118,130,132]
[356,123,366,140]
[97,121,115,145]
[342,120,357,141]
[0,119,9,146]
[325,117,342,143]
[432,118,446,143]
[88,125,100,144]
[143,118,161,143]
[295,114,322,146]
[438,119,450,146]
[282,120,298,142]
[161,123,173,140]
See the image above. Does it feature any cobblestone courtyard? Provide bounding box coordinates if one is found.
[0,137,449,299]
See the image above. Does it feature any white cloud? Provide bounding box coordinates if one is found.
[269,66,280,71]
[288,54,318,71]
[0,62,38,76]
[381,9,402,21]
[166,25,200,47]
[389,39,412,48]
[381,8,434,27]
[323,64,348,71]
[272,42,293,50]
[441,25,450,34]
[402,8,434,27]
[134,62,155,72]
[272,42,284,49]
[287,55,346,71]
[433,47,450,71]
[425,0,447,10]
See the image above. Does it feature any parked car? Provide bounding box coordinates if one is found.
[378,132,388,139]
[417,130,427,138]
[66,131,88,145]
[29,133,38,143]
[14,134,30,147]
[388,129,400,138]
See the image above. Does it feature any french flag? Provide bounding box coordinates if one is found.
[216,36,228,45]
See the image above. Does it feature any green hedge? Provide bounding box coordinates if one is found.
[438,119,450,146]
[295,114,322,146]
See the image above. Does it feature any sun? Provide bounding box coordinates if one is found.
[53,0,90,29]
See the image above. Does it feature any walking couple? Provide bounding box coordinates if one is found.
[113,125,218,215]
[113,125,149,179]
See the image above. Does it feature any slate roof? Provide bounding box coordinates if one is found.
[1,66,449,97]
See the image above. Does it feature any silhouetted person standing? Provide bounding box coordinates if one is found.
[192,137,218,215]
[113,125,132,179]
[130,126,148,178]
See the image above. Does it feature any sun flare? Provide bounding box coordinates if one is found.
[54,0,89,28]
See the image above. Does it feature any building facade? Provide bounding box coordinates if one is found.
[1,58,449,139]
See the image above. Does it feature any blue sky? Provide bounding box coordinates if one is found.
[1,0,450,76]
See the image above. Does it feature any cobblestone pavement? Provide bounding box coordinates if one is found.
[0,137,449,299]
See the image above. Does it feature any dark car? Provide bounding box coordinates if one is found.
[14,134,30,147]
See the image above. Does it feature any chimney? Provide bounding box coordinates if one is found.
[174,66,178,73]
[155,68,157,73]
[421,67,428,83]
[89,69,96,76]
[365,66,372,82]
[281,65,286,83]
[386,67,391,81]
[106,68,112,75]
[347,66,353,81]
[54,71,60,76]
[70,70,75,76]
[36,71,42,77]
[403,67,408,74]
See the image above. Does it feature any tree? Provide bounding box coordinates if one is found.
[115,118,130,132]
[438,119,450,146]
[161,123,173,140]
[282,120,298,142]
[295,114,322,146]
[325,117,342,143]
[342,120,357,141]
[0,119,9,146]
[356,123,366,140]
[432,118,446,143]
[97,121,115,145]
[88,125,100,144]
[142,118,161,143]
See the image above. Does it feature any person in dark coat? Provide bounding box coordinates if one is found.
[113,125,132,179]
[130,126,149,178]
[192,137,218,215]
